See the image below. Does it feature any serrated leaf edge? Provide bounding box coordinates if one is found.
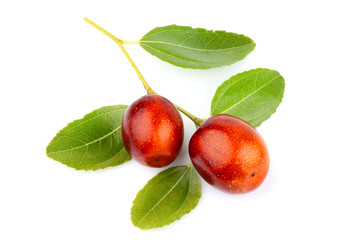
[135,167,190,228]
[46,105,131,171]
[140,40,255,53]
[140,43,255,69]
[140,24,255,69]
[154,166,201,229]
[210,68,285,127]
[216,75,282,114]
[211,70,257,113]
[141,24,255,47]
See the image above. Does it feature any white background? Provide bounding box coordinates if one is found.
[1,0,359,239]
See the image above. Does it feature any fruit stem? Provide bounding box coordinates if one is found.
[173,105,205,128]
[84,18,204,127]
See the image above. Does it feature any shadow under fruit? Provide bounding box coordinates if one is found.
[189,114,269,193]
[122,94,184,168]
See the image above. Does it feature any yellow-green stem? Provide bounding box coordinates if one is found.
[84,18,154,94]
[84,18,204,127]
[174,104,206,128]
[121,40,140,44]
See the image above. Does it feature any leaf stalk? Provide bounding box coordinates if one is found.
[121,40,140,44]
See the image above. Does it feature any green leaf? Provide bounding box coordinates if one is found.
[131,166,201,230]
[140,25,255,69]
[211,68,285,127]
[46,105,131,171]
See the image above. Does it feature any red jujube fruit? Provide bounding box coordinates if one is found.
[122,94,184,167]
[189,114,269,193]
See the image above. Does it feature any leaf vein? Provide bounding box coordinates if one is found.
[157,168,194,226]
[219,75,281,114]
[141,40,254,53]
[136,167,191,227]
[211,71,256,114]
[64,108,125,131]
[141,43,203,64]
[47,125,122,154]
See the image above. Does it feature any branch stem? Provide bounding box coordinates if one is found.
[84,18,154,94]
[84,17,204,127]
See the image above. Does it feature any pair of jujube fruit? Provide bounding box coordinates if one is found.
[122,94,269,194]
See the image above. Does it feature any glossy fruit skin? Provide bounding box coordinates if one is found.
[189,114,269,194]
[122,94,184,168]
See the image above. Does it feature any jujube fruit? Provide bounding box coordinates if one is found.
[122,94,184,168]
[188,114,269,194]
